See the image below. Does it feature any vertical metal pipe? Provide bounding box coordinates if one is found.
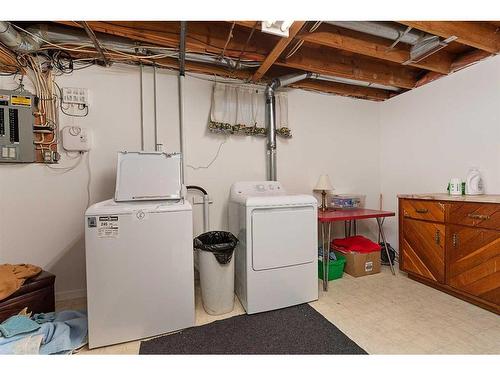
[139,63,144,151]
[153,64,159,151]
[264,73,311,181]
[179,75,186,182]
[179,21,187,184]
[265,86,277,181]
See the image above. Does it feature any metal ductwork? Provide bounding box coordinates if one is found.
[265,72,311,181]
[311,73,400,92]
[326,21,456,64]
[326,21,427,46]
[0,22,258,70]
[0,21,41,52]
[405,34,457,64]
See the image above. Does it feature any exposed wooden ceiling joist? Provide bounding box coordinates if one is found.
[276,44,418,89]
[298,23,453,74]
[1,20,494,101]
[399,21,500,54]
[252,21,306,81]
[56,21,414,89]
[55,21,273,62]
[291,79,394,101]
[415,48,493,87]
[0,43,20,73]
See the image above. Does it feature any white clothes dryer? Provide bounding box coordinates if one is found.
[229,181,318,314]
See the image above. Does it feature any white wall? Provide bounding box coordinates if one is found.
[0,65,380,298]
[379,55,500,246]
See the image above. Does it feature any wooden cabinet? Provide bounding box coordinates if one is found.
[399,196,500,314]
[447,225,500,306]
[401,219,445,283]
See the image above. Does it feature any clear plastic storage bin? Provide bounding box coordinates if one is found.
[330,194,365,209]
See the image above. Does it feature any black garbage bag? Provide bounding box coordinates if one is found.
[380,242,397,265]
[194,231,239,265]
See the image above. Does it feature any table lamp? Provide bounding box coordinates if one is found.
[314,174,334,211]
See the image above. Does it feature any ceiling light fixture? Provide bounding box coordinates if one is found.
[261,21,293,38]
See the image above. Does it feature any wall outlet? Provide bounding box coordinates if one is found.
[61,126,92,152]
[62,87,89,106]
[42,150,59,163]
[43,150,52,162]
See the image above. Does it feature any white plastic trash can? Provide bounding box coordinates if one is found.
[198,250,235,315]
[194,231,238,315]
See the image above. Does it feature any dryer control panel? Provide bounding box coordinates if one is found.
[253,182,283,194]
[230,181,286,203]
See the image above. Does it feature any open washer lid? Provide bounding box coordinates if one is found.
[115,152,182,202]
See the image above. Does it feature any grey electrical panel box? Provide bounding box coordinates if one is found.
[0,89,35,163]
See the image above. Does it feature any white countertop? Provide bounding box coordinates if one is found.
[398,193,500,204]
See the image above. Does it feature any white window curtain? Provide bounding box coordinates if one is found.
[209,82,291,138]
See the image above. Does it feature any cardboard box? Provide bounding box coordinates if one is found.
[335,249,381,277]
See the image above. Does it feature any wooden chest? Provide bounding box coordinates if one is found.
[0,271,56,322]
[399,194,500,314]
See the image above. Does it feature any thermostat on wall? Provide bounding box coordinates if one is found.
[62,126,92,152]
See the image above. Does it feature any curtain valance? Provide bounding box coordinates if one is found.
[209,83,291,138]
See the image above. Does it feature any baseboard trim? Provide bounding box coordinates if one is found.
[56,288,86,302]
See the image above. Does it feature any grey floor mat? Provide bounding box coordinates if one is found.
[140,304,367,354]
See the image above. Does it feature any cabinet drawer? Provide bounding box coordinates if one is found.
[449,202,500,230]
[401,199,445,222]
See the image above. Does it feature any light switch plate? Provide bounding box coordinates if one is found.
[61,126,92,152]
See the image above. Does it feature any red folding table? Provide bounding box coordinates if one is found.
[318,208,396,291]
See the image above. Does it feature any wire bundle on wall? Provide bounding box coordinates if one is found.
[22,54,59,161]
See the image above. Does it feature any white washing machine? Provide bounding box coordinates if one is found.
[229,181,318,314]
[85,152,194,348]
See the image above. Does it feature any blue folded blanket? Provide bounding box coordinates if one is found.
[32,312,56,324]
[0,315,40,338]
[0,310,87,355]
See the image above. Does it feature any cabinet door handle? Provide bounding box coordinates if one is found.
[434,230,440,245]
[467,213,490,220]
[452,233,458,248]
[415,208,429,214]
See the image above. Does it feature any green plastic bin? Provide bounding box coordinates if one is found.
[318,253,346,281]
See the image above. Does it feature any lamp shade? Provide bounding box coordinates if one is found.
[314,174,334,191]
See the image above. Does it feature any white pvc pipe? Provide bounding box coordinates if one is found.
[203,195,210,232]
